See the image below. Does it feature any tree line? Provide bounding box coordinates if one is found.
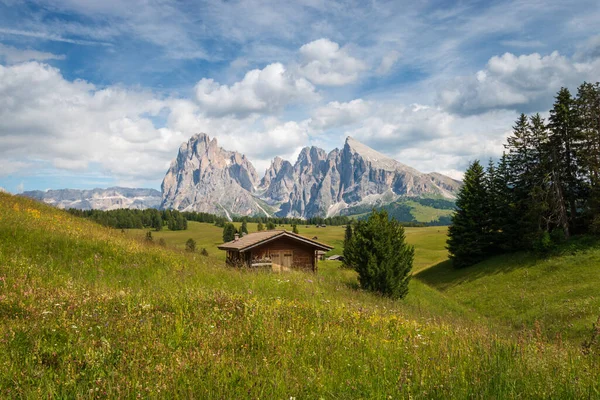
[448,82,600,268]
[67,208,187,231]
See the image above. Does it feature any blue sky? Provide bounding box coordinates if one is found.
[1,0,599,193]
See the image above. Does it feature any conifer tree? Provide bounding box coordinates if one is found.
[345,210,414,299]
[241,220,248,235]
[575,82,600,231]
[548,87,581,233]
[447,160,490,268]
[222,223,237,242]
[257,221,264,231]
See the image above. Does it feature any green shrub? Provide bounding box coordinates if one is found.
[533,231,553,254]
[185,238,196,252]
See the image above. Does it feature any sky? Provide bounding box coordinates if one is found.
[1,0,599,194]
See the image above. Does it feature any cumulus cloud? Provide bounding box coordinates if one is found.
[0,62,178,183]
[438,51,600,115]
[346,104,455,149]
[319,100,517,176]
[194,63,317,117]
[310,99,370,130]
[298,38,368,86]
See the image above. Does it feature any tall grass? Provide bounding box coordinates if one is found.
[1,193,599,398]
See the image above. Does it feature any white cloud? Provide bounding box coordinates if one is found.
[0,62,175,183]
[16,182,24,193]
[0,27,111,46]
[0,43,65,64]
[346,104,455,148]
[194,63,317,117]
[438,51,600,115]
[310,99,370,130]
[298,38,368,86]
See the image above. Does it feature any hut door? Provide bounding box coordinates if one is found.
[270,251,282,273]
[282,251,293,271]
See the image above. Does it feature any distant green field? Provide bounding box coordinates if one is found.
[404,200,454,222]
[126,222,447,270]
[2,192,600,398]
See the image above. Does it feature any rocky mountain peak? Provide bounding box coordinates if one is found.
[161,133,265,217]
[162,133,462,219]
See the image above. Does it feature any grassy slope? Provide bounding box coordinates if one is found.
[404,201,454,222]
[416,240,600,343]
[1,193,599,398]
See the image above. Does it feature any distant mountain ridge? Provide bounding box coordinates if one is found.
[20,134,462,217]
[161,133,462,218]
[21,187,161,210]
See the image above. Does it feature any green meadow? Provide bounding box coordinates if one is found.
[1,192,600,398]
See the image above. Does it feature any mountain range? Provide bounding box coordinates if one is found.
[21,134,461,219]
[21,187,161,211]
[161,133,461,218]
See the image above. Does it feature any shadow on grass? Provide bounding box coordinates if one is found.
[414,253,536,292]
[415,235,600,292]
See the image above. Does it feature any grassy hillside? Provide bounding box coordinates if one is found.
[342,197,454,223]
[416,239,600,343]
[1,192,600,398]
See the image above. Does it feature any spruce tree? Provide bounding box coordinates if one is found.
[241,220,248,235]
[222,223,237,242]
[575,82,600,231]
[257,222,264,231]
[548,87,581,233]
[447,160,490,268]
[345,210,414,299]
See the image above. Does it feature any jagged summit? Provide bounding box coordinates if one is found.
[161,133,266,217]
[161,133,462,219]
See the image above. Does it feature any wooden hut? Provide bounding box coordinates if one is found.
[218,230,333,272]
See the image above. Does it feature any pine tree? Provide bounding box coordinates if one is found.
[345,210,414,299]
[151,211,162,231]
[447,160,490,268]
[575,82,600,231]
[241,220,248,235]
[292,224,299,234]
[257,222,264,231]
[222,223,237,242]
[548,87,582,234]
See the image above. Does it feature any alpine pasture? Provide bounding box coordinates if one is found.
[1,192,599,398]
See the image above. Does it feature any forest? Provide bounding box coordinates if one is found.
[448,82,600,268]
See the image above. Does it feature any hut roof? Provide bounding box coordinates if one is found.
[218,230,333,252]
